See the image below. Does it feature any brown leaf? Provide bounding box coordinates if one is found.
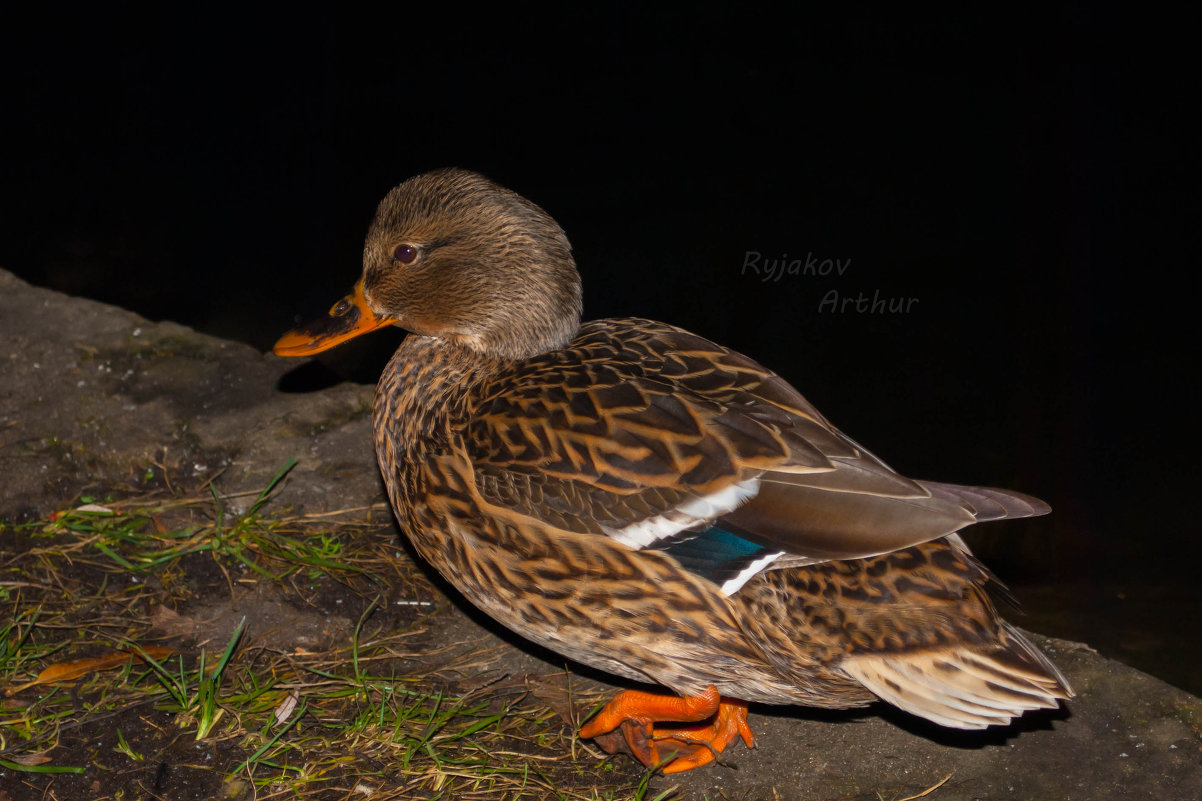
[4,646,175,695]
[8,754,51,766]
[525,672,580,727]
[149,605,197,639]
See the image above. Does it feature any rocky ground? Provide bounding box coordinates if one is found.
[1,268,1200,800]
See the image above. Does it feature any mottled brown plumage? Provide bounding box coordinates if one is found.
[274,168,1072,773]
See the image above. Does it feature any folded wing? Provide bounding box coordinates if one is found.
[466,319,1049,590]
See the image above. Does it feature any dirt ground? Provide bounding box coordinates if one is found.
[0,494,647,801]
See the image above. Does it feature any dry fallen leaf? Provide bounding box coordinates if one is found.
[274,689,300,725]
[4,646,175,695]
[525,672,578,727]
[8,754,52,766]
[149,605,197,639]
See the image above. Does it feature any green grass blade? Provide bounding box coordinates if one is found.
[0,758,86,774]
[245,456,297,518]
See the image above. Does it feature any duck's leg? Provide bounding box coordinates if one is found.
[579,685,755,772]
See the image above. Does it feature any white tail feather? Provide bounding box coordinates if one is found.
[841,624,1073,730]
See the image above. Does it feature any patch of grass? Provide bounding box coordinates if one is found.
[0,464,662,800]
[138,616,245,740]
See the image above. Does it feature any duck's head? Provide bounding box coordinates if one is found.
[274,168,582,361]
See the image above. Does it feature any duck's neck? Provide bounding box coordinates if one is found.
[372,335,511,524]
[452,311,580,361]
[376,333,509,427]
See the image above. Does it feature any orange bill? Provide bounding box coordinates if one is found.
[274,279,392,356]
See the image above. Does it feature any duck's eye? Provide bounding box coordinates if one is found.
[392,244,418,264]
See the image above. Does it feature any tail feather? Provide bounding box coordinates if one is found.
[840,622,1073,730]
[919,482,1051,522]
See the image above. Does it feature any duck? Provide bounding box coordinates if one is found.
[274,168,1072,773]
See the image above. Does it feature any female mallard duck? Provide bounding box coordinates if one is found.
[275,168,1071,773]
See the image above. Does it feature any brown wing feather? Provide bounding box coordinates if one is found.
[467,319,811,501]
[466,318,1046,562]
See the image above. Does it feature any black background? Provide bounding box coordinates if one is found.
[4,7,1198,691]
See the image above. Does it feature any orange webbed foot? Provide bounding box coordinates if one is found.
[579,685,754,773]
